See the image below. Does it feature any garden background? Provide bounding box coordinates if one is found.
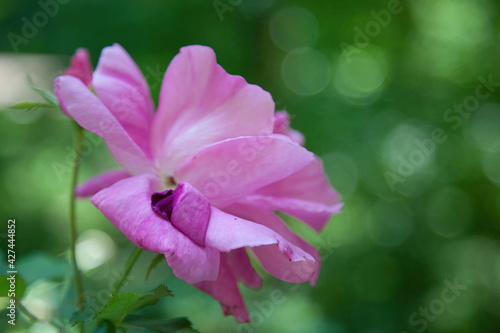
[1,0,500,332]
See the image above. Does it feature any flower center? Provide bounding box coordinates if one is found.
[165,176,176,188]
[151,182,211,247]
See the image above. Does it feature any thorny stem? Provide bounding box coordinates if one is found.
[70,124,84,310]
[112,247,143,295]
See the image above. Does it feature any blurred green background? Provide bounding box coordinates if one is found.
[1,0,500,332]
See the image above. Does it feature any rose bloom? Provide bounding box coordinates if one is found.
[55,44,342,322]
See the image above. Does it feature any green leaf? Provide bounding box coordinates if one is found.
[93,320,116,333]
[96,294,154,325]
[145,254,164,281]
[124,315,199,333]
[152,284,173,298]
[0,275,26,298]
[27,75,58,105]
[71,284,173,326]
[9,102,57,111]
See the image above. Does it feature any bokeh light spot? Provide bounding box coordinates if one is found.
[334,49,387,104]
[281,47,330,96]
[468,103,500,153]
[410,0,492,81]
[76,229,116,271]
[383,122,436,175]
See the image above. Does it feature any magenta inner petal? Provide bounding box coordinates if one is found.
[151,189,176,220]
[151,182,211,247]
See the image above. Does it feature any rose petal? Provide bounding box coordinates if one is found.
[151,45,275,174]
[205,207,316,283]
[194,253,250,323]
[225,203,322,285]
[225,248,262,289]
[75,169,131,197]
[245,158,342,231]
[175,136,314,207]
[55,75,154,175]
[151,182,211,247]
[64,48,93,86]
[93,44,155,159]
[273,111,305,146]
[90,174,219,283]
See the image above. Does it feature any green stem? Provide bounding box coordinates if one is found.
[70,124,84,309]
[112,247,143,295]
[17,301,38,323]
